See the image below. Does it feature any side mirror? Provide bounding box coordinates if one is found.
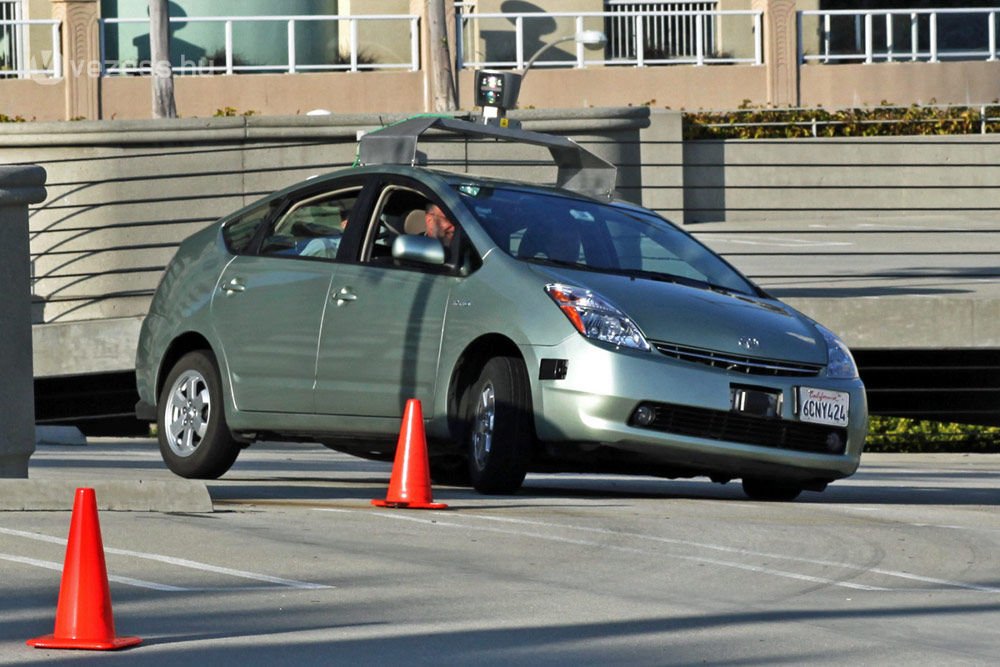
[391,234,446,266]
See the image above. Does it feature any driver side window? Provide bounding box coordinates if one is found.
[363,186,432,263]
[260,187,360,260]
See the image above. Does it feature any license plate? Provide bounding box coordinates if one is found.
[797,387,850,427]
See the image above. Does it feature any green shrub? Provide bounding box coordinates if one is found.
[213,107,257,117]
[684,100,1000,140]
[866,416,1000,453]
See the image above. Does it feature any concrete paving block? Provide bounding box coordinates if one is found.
[0,479,213,512]
[35,425,87,446]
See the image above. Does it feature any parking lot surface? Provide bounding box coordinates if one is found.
[2,440,999,665]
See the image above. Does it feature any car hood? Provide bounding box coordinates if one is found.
[528,264,827,365]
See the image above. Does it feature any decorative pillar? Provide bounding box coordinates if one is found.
[51,0,100,120]
[0,166,47,478]
[753,0,799,107]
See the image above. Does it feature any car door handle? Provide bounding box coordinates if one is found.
[219,278,246,294]
[333,286,358,305]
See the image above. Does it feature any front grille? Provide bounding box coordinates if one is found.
[631,401,847,455]
[651,341,823,377]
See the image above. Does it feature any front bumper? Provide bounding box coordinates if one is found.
[524,335,868,483]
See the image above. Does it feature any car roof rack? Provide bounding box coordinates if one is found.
[357,116,617,200]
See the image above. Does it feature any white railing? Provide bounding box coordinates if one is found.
[0,18,62,78]
[800,8,1000,64]
[457,8,761,68]
[99,14,420,75]
[605,1,718,61]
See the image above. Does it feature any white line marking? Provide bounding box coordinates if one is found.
[0,526,331,590]
[458,513,1000,595]
[317,509,886,592]
[0,553,187,591]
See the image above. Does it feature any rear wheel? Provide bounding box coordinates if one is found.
[741,477,803,502]
[465,356,533,494]
[157,350,240,479]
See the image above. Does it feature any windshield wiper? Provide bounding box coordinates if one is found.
[604,267,707,289]
[520,257,606,273]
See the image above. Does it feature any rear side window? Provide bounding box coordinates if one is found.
[222,203,274,254]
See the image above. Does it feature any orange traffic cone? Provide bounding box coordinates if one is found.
[27,487,142,651]
[372,399,448,510]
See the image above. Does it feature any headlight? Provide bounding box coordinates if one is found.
[817,324,858,379]
[544,283,650,351]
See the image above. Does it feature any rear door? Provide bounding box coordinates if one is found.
[211,178,367,413]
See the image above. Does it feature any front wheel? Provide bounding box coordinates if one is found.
[157,350,240,479]
[464,356,533,494]
[741,478,803,502]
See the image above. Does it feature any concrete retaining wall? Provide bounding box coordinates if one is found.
[4,108,999,379]
[3,108,677,377]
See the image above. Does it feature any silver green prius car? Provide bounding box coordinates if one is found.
[136,117,867,500]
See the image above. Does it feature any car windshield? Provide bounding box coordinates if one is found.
[454,184,758,295]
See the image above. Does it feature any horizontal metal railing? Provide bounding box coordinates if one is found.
[0,19,62,78]
[99,14,420,75]
[456,8,762,69]
[800,7,1000,64]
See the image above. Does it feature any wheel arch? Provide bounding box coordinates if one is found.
[156,332,218,401]
[446,333,527,443]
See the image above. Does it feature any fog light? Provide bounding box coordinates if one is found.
[825,431,844,454]
[633,405,656,427]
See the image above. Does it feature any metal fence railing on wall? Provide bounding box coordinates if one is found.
[800,7,1000,64]
[0,8,61,79]
[605,0,718,61]
[456,6,761,68]
[99,14,420,75]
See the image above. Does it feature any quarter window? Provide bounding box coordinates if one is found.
[221,202,276,255]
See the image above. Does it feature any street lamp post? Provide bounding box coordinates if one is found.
[521,30,607,82]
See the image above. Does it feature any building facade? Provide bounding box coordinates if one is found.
[3,1,1000,121]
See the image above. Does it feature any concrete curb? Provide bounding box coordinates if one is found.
[0,479,213,512]
[35,426,87,446]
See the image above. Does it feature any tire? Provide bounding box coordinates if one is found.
[741,478,803,502]
[464,356,533,494]
[157,350,240,479]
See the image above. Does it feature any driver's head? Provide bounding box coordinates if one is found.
[425,203,455,244]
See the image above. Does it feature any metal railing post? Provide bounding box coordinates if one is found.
[823,13,831,64]
[635,14,645,67]
[515,15,524,68]
[350,18,358,71]
[910,12,918,62]
[864,12,873,63]
[575,15,584,68]
[411,16,420,72]
[990,12,997,61]
[225,20,234,74]
[287,19,296,73]
[886,13,894,62]
[755,11,763,65]
[929,11,938,62]
[696,11,704,65]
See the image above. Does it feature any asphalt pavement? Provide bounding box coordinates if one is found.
[1,439,998,665]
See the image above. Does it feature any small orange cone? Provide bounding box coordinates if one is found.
[27,488,142,651]
[372,399,448,510]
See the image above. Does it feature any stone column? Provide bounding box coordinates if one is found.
[51,0,100,120]
[753,0,799,107]
[0,166,47,478]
